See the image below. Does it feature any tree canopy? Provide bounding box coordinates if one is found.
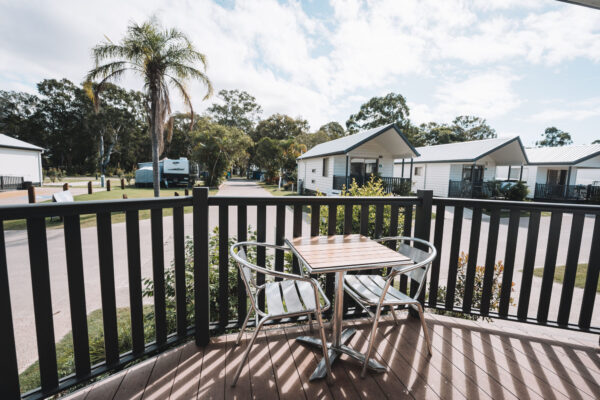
[536,127,573,147]
[346,93,410,134]
[206,89,262,134]
[418,116,497,146]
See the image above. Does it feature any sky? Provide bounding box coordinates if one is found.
[0,0,599,146]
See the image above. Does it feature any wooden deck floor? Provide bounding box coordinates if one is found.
[63,312,600,400]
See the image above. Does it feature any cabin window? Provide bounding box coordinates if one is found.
[414,166,423,176]
[322,158,329,177]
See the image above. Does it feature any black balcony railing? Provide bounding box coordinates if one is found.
[448,180,507,198]
[332,175,411,194]
[1,189,599,398]
[0,176,24,190]
[535,183,600,203]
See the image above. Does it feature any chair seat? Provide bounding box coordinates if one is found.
[344,274,417,306]
[264,279,318,316]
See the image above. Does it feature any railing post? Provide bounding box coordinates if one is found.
[193,187,210,346]
[0,224,20,398]
[413,190,433,313]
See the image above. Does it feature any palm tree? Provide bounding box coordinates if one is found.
[87,18,213,197]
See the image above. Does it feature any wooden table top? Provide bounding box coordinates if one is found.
[286,234,412,273]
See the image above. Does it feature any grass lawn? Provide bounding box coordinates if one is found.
[532,264,599,292]
[258,182,298,196]
[19,306,156,394]
[3,187,217,230]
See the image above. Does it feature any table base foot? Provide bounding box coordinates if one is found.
[296,328,386,380]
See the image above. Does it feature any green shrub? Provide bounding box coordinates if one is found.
[391,180,411,196]
[433,252,515,321]
[318,176,405,237]
[504,181,529,201]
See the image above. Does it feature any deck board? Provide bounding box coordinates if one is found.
[61,312,600,400]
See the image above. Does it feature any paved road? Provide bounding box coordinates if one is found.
[5,180,598,371]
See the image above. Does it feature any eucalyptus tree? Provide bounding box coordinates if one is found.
[87,18,213,196]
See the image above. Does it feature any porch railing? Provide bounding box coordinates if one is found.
[535,183,600,203]
[0,176,24,190]
[448,180,505,198]
[332,175,411,193]
[1,189,599,399]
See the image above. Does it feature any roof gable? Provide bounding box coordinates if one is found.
[402,137,527,164]
[0,133,44,152]
[525,144,600,165]
[297,124,419,160]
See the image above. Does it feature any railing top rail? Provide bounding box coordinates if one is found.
[0,196,192,220]
[434,196,600,213]
[208,195,420,206]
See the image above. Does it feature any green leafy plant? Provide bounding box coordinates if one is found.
[391,180,411,196]
[318,175,405,237]
[504,181,529,201]
[434,252,515,321]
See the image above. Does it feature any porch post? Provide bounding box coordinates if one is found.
[401,158,405,178]
[519,165,524,181]
[409,158,414,181]
[345,155,349,189]
[564,166,572,198]
[193,187,210,346]
[507,165,512,182]
[470,164,474,181]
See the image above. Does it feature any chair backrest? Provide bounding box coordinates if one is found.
[378,236,437,300]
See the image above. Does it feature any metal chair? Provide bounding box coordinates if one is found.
[230,241,332,386]
[343,236,437,377]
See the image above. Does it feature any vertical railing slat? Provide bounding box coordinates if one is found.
[194,188,210,346]
[557,212,585,325]
[237,205,248,326]
[344,204,353,234]
[462,206,482,313]
[96,212,119,365]
[517,210,541,320]
[326,204,337,308]
[275,204,285,277]
[499,209,520,317]
[151,208,167,345]
[218,205,229,328]
[480,207,501,316]
[579,214,600,329]
[403,204,413,237]
[0,221,20,397]
[374,204,384,238]
[360,204,369,236]
[292,205,302,275]
[257,204,266,309]
[428,204,444,308]
[537,211,562,323]
[445,206,463,310]
[413,191,432,303]
[63,215,90,376]
[311,204,320,236]
[173,206,187,336]
[125,210,144,354]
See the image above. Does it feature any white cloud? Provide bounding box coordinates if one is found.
[409,70,522,124]
[0,0,599,131]
[529,97,600,122]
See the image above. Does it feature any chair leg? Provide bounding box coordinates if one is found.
[389,305,399,325]
[314,311,333,384]
[361,303,384,378]
[231,316,267,387]
[236,308,252,346]
[415,303,432,355]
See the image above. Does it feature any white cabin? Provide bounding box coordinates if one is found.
[297,124,419,195]
[497,144,600,201]
[394,137,528,198]
[0,133,44,187]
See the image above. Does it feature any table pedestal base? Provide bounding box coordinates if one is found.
[296,328,386,380]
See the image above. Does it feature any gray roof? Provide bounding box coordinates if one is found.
[0,133,44,152]
[398,137,526,164]
[526,144,600,165]
[297,123,419,160]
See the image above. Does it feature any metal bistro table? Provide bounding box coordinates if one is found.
[285,234,412,380]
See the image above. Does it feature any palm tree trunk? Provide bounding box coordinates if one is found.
[151,89,161,197]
